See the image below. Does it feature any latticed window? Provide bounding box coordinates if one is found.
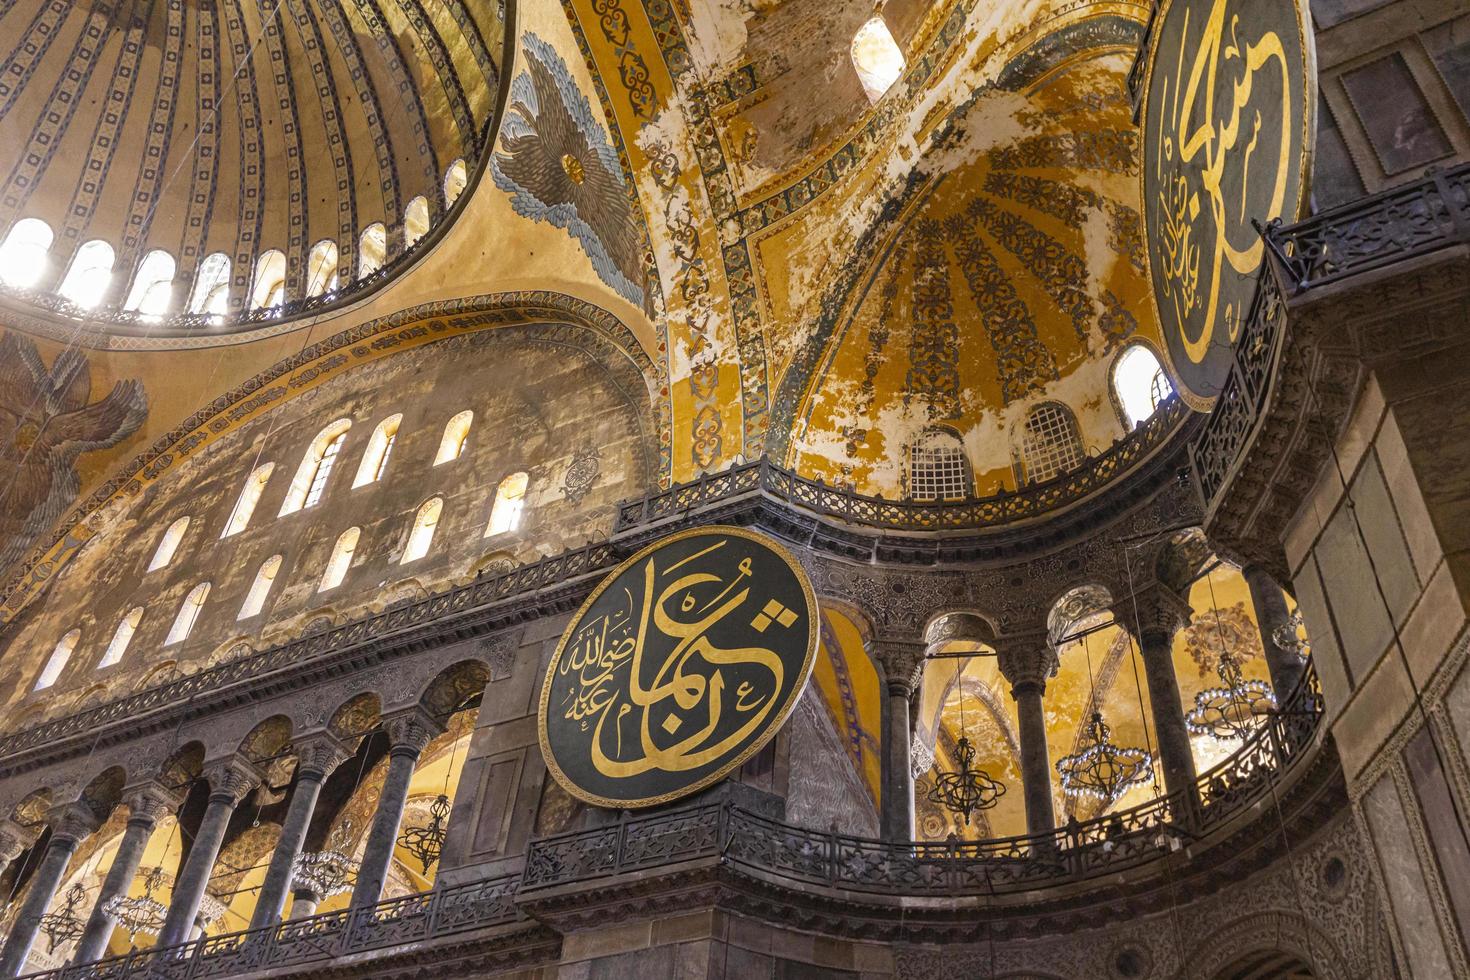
[908,429,972,501]
[282,419,351,515]
[1020,403,1085,484]
[35,629,79,690]
[165,583,210,646]
[1112,344,1174,429]
[352,414,401,487]
[98,608,143,668]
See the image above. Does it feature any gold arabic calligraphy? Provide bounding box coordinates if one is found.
[556,539,793,779]
[1153,0,1293,363]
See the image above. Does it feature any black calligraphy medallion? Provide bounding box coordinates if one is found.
[1141,0,1314,406]
[538,526,819,808]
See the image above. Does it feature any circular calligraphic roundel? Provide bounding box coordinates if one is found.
[539,526,819,808]
[1141,0,1315,407]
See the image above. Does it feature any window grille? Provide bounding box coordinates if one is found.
[909,431,971,501]
[1021,403,1085,484]
[305,433,344,508]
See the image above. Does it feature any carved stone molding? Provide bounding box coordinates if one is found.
[47,800,104,844]
[202,756,265,807]
[1113,582,1192,645]
[993,634,1059,695]
[293,732,354,781]
[0,817,36,861]
[122,783,182,825]
[383,706,444,757]
[870,641,928,695]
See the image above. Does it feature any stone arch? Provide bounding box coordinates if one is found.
[1156,526,1212,595]
[1188,910,1351,980]
[416,659,492,721]
[134,660,181,690]
[238,715,294,765]
[924,609,998,648]
[1046,583,1115,646]
[328,692,383,740]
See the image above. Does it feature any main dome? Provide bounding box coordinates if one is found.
[0,0,506,336]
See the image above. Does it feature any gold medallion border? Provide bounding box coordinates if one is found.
[537,524,820,810]
[1138,0,1317,412]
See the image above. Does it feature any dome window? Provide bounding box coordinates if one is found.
[57,240,114,308]
[1112,344,1175,429]
[1018,402,1086,484]
[124,249,177,316]
[319,527,360,592]
[188,252,232,316]
[358,223,387,278]
[908,428,972,501]
[34,629,80,690]
[486,471,529,536]
[98,607,143,668]
[147,516,192,572]
[222,462,274,537]
[250,249,288,309]
[851,15,904,103]
[165,582,211,646]
[305,240,340,297]
[404,196,431,248]
[0,218,54,289]
[281,419,352,515]
[402,497,443,563]
[352,414,402,488]
[444,160,468,206]
[239,555,282,619]
[435,410,473,464]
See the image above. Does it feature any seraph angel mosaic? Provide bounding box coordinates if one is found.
[492,33,645,307]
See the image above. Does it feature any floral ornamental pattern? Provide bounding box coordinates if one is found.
[1181,601,1263,677]
[492,34,645,306]
[0,331,147,573]
[560,446,601,504]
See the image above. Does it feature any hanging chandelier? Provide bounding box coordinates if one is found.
[1272,609,1310,661]
[195,893,228,931]
[102,866,168,941]
[291,848,360,899]
[38,882,88,953]
[396,794,451,873]
[1057,711,1154,804]
[927,736,1005,825]
[1186,649,1276,742]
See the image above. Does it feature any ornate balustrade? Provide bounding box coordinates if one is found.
[616,396,1189,535]
[17,874,526,980]
[523,666,1323,898]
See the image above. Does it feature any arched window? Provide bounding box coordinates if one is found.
[1112,343,1175,429]
[56,240,114,308]
[35,629,80,690]
[358,223,387,278]
[444,159,468,206]
[485,471,528,536]
[165,582,210,645]
[124,249,176,315]
[351,414,402,488]
[280,419,351,515]
[404,196,430,248]
[249,249,287,309]
[402,497,443,563]
[319,527,360,591]
[239,555,283,619]
[305,239,339,297]
[434,410,473,464]
[188,252,232,315]
[908,428,972,501]
[0,218,54,288]
[98,608,143,668]
[851,16,904,103]
[223,462,274,537]
[1019,402,1086,484]
[147,516,191,572]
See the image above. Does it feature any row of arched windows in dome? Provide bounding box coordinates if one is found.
[906,343,1175,500]
[30,403,524,692]
[0,161,470,314]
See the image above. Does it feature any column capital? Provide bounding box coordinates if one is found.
[870,639,927,695]
[382,706,444,756]
[201,756,264,807]
[0,818,36,862]
[1114,582,1192,644]
[292,732,353,780]
[122,783,181,826]
[46,801,102,845]
[993,633,1058,696]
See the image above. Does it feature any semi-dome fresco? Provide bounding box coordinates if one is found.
[0,0,1466,977]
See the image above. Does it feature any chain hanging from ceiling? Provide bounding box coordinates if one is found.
[101,865,168,941]
[38,882,88,953]
[925,658,1005,825]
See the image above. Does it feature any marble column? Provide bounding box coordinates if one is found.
[1242,563,1306,701]
[872,641,925,842]
[996,635,1060,838]
[157,758,260,948]
[0,803,101,978]
[249,734,350,930]
[1118,584,1198,813]
[349,709,441,909]
[72,785,178,965]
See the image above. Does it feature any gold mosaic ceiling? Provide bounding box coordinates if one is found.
[0,0,505,330]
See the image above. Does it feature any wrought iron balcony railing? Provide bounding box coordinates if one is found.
[17,873,525,980]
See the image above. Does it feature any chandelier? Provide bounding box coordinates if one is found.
[195,893,228,931]
[38,882,87,953]
[396,794,451,873]
[102,866,168,941]
[1272,609,1310,661]
[291,848,359,899]
[926,735,1005,825]
[1056,711,1154,804]
[1186,649,1276,742]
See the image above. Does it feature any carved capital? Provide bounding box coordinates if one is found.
[870,640,927,696]
[1114,583,1192,644]
[0,818,36,861]
[122,783,182,826]
[382,706,443,757]
[994,633,1059,696]
[46,800,102,844]
[202,756,264,807]
[293,732,353,781]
